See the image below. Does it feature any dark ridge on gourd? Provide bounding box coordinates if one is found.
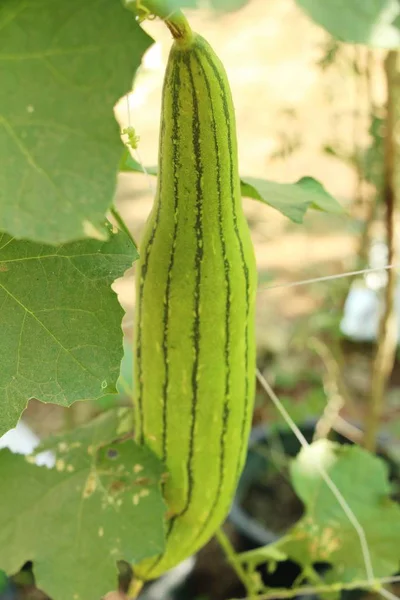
[161,54,182,463]
[198,40,252,480]
[185,51,204,518]
[189,49,232,543]
[168,49,205,529]
[141,39,209,576]
[160,33,250,549]
[135,113,166,446]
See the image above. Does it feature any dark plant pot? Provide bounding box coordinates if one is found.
[226,420,324,598]
[229,420,317,547]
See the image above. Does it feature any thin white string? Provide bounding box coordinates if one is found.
[256,367,375,584]
[125,92,156,197]
[122,263,396,330]
[126,92,130,127]
[262,264,396,291]
[380,577,400,586]
[379,588,400,600]
[135,146,156,196]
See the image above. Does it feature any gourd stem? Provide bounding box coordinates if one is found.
[164,10,193,43]
[133,1,193,43]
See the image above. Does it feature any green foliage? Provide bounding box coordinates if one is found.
[95,341,134,412]
[0,225,137,435]
[120,150,344,223]
[361,115,385,191]
[242,176,344,223]
[0,0,151,244]
[0,571,7,594]
[124,0,249,18]
[241,441,400,581]
[296,0,400,48]
[0,410,166,600]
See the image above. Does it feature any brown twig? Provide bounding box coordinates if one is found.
[355,49,379,267]
[310,338,346,441]
[364,50,399,452]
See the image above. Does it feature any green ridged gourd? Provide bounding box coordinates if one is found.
[133,24,257,581]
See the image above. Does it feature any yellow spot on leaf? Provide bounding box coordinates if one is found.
[56,459,65,472]
[83,471,97,499]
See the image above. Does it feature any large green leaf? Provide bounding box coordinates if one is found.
[285,441,400,579]
[0,410,166,600]
[296,0,400,48]
[0,225,137,435]
[119,150,344,223]
[240,176,343,223]
[242,441,400,581]
[0,0,152,244]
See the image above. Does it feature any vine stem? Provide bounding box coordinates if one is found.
[127,578,144,599]
[228,576,400,600]
[364,50,399,452]
[310,338,346,440]
[110,206,137,249]
[215,528,258,598]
